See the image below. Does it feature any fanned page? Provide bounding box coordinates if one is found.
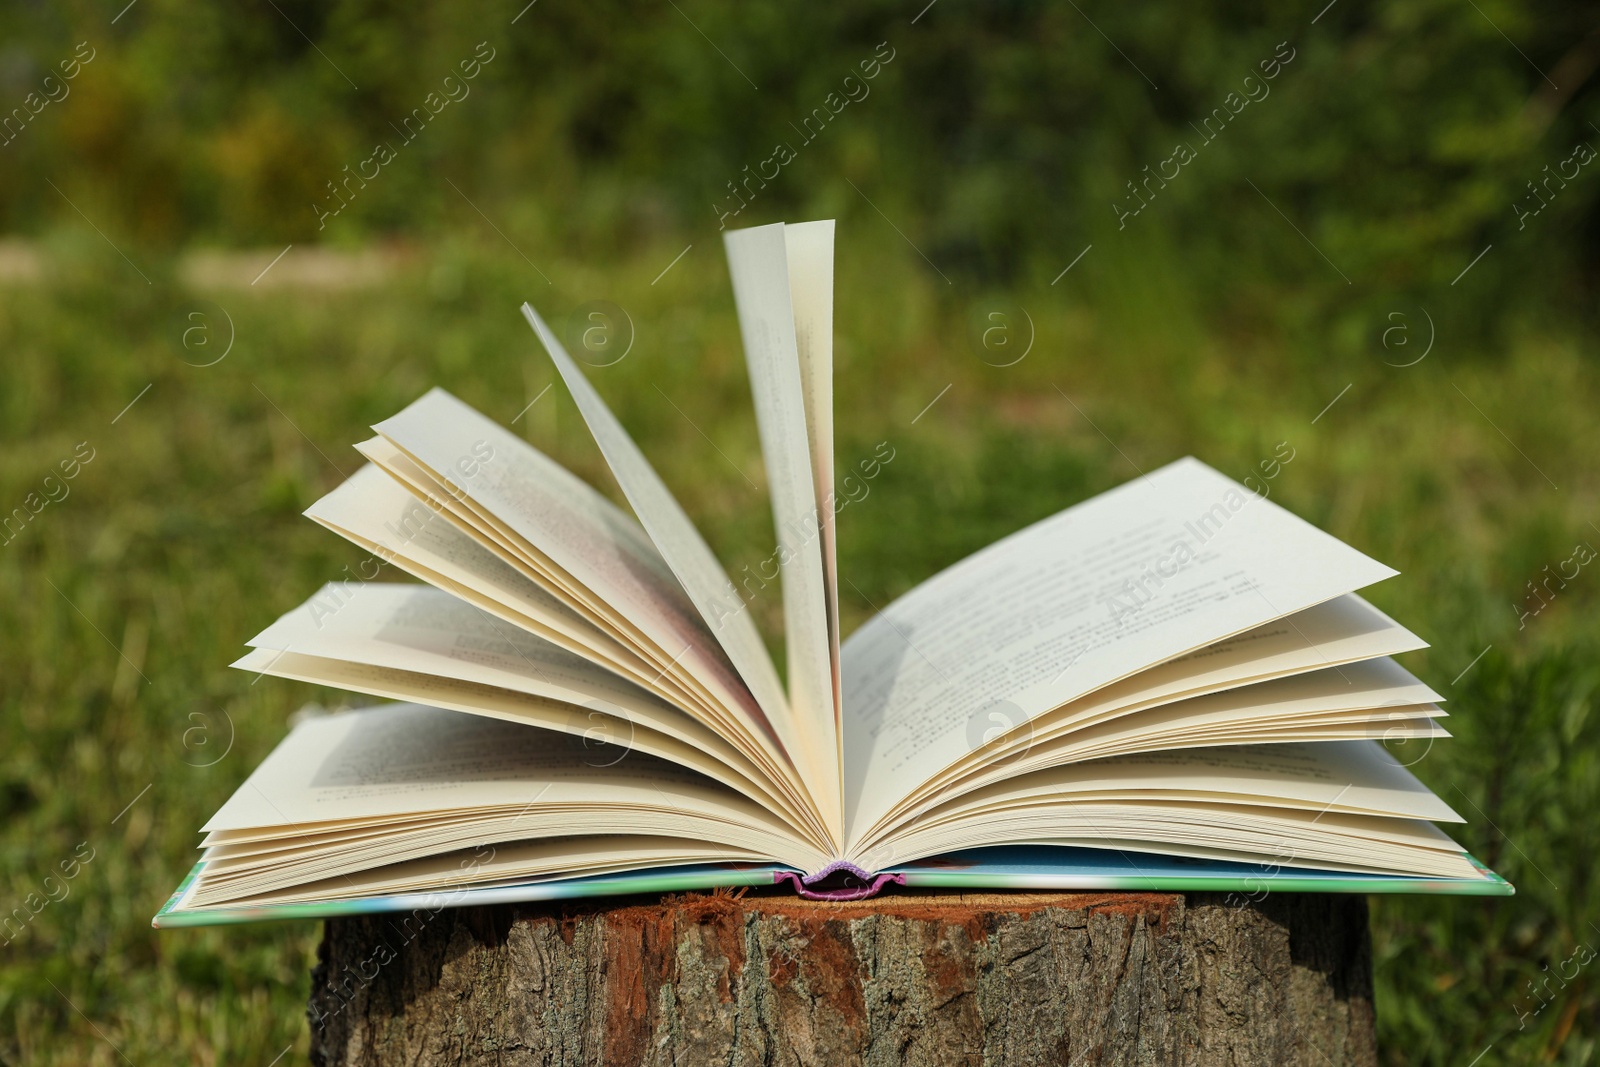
[517,302,841,846]
[368,390,785,759]
[191,703,829,907]
[354,391,832,853]
[842,456,1399,849]
[302,463,654,684]
[722,222,842,831]
[230,582,805,824]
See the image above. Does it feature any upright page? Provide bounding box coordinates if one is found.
[724,222,841,834]
[369,389,783,757]
[781,221,842,727]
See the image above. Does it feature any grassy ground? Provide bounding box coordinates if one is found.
[1,226,1596,1064]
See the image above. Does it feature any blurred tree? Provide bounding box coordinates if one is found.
[1,0,1595,328]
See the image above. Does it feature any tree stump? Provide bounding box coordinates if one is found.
[307,889,1377,1066]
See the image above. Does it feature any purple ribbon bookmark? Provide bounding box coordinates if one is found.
[775,860,906,901]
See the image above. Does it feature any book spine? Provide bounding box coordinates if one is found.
[775,860,905,901]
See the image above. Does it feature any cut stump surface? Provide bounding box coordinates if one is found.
[308,889,1377,1066]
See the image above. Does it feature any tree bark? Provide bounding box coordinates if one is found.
[307,889,1377,1067]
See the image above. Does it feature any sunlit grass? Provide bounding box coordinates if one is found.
[1,228,1596,1064]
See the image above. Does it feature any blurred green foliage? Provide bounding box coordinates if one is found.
[2,0,1599,326]
[1,0,1598,1063]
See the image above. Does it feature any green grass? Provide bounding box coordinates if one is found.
[1,227,1597,1064]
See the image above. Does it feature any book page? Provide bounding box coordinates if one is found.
[199,704,745,829]
[885,803,1476,879]
[913,741,1464,824]
[200,803,784,898]
[229,645,807,825]
[842,456,1398,844]
[883,593,1428,824]
[782,221,842,730]
[340,429,826,847]
[1035,593,1426,739]
[212,836,771,908]
[520,304,801,784]
[871,657,1446,840]
[305,464,639,673]
[724,222,841,833]
[348,435,698,694]
[307,464,749,726]
[371,389,787,761]
[1038,655,1441,745]
[201,703,829,873]
[243,583,735,753]
[249,582,662,716]
[231,584,816,831]
[352,435,594,602]
[871,741,1475,879]
[1097,708,1447,750]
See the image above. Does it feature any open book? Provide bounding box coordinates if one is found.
[156,221,1507,927]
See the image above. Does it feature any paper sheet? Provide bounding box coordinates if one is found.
[724,223,841,830]
[520,304,799,772]
[782,220,842,728]
[842,456,1398,841]
[305,464,633,667]
[200,704,825,872]
[371,389,779,750]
